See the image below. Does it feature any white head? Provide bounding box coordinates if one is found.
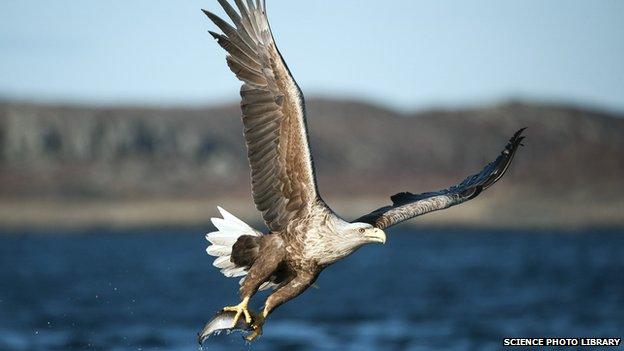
[344,222,387,245]
[315,219,385,264]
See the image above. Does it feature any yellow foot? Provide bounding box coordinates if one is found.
[245,312,265,342]
[222,297,252,328]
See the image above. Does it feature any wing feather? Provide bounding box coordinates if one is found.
[355,129,526,229]
[204,1,322,232]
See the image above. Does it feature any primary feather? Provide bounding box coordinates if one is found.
[203,0,322,234]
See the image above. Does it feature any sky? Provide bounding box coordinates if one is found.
[1,0,623,111]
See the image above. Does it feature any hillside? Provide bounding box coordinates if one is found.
[0,99,622,230]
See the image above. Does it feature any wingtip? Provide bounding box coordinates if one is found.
[207,30,221,40]
[201,8,219,22]
[513,127,527,139]
[507,128,527,150]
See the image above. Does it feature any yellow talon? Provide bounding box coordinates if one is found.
[222,296,252,328]
[245,312,266,342]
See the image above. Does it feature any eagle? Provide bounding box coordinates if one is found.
[200,0,525,342]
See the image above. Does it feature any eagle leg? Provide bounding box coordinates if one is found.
[222,296,253,327]
[223,234,288,339]
[262,271,317,316]
[245,270,318,342]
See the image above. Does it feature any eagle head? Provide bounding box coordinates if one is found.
[346,222,387,245]
[315,217,387,265]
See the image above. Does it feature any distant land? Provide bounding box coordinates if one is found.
[0,98,622,231]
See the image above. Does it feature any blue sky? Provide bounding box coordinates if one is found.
[1,0,623,111]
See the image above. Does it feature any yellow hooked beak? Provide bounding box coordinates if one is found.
[365,228,387,244]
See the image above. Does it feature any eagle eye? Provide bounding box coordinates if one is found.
[358,228,365,234]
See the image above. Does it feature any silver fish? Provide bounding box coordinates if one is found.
[197,310,253,345]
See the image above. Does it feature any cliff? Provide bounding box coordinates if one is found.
[1,99,622,230]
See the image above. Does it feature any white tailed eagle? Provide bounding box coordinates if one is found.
[199,0,525,343]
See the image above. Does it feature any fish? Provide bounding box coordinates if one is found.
[197,310,253,345]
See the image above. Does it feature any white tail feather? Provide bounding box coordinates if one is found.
[205,207,275,290]
[223,267,247,278]
[205,233,239,246]
[206,245,231,257]
[239,277,275,291]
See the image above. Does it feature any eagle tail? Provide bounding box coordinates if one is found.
[205,206,262,278]
[205,207,277,291]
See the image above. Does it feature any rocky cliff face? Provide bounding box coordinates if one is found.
[0,99,622,228]
[2,99,622,197]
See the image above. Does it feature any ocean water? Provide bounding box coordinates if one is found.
[0,227,622,351]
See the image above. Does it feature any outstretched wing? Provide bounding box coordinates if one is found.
[355,129,526,229]
[203,1,320,232]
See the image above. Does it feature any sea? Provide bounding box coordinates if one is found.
[1,227,622,351]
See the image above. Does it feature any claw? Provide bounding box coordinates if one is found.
[222,297,252,328]
[245,312,265,342]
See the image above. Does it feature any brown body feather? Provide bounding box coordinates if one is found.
[230,235,260,268]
